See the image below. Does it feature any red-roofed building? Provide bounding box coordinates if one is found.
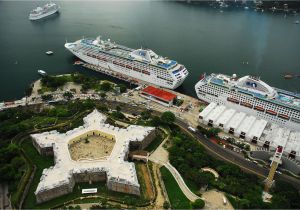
[141,86,177,107]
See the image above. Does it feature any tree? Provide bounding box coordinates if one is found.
[160,111,175,125]
[141,110,152,120]
[191,199,205,209]
[100,92,106,99]
[63,91,74,100]
[116,105,121,112]
[207,128,221,138]
[163,201,170,209]
[116,83,127,93]
[150,116,161,127]
[100,82,112,92]
[41,94,53,101]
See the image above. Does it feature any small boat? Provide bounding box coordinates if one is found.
[74,60,84,65]
[46,51,54,55]
[38,70,47,76]
[294,20,299,24]
[284,74,294,79]
[244,6,249,10]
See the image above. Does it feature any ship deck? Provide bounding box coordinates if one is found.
[208,75,300,110]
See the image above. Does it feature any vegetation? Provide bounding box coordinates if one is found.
[197,125,221,138]
[168,125,300,209]
[0,144,25,193]
[191,199,205,209]
[63,91,74,100]
[160,111,175,125]
[160,166,191,209]
[115,83,127,93]
[41,94,53,101]
[173,97,184,107]
[163,201,170,209]
[41,75,71,90]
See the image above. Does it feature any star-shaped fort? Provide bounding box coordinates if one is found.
[31,110,156,203]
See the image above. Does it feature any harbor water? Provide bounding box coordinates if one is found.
[0,1,300,101]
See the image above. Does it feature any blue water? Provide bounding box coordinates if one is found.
[0,1,299,101]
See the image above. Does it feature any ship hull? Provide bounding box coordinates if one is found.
[66,47,187,90]
[29,9,59,20]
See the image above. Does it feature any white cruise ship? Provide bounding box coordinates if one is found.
[29,2,59,20]
[65,36,189,89]
[195,73,300,131]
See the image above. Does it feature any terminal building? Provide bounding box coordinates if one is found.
[199,103,300,165]
[31,110,156,203]
[141,86,177,107]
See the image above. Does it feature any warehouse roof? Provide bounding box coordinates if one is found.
[205,105,226,122]
[199,102,217,119]
[236,115,257,134]
[215,108,236,126]
[225,112,246,130]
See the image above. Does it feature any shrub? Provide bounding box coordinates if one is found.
[163,201,170,209]
[191,199,205,209]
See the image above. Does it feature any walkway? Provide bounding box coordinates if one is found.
[148,129,200,202]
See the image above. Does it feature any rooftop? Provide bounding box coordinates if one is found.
[142,86,177,102]
[225,112,246,130]
[31,110,155,194]
[215,108,236,126]
[199,102,217,118]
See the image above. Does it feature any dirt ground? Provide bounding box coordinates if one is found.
[139,164,154,200]
[69,135,115,161]
[202,189,234,210]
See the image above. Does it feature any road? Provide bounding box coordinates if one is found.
[175,119,300,190]
[148,130,200,202]
[103,100,300,190]
[3,89,300,191]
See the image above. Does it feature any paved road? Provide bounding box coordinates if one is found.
[175,119,300,190]
[5,94,300,191]
[105,100,300,190]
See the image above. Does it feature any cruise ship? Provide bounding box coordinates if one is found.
[29,2,59,20]
[65,36,189,89]
[195,73,300,131]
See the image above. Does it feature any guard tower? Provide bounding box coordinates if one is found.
[264,146,283,192]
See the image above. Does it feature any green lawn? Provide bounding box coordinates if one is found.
[160,166,191,209]
[21,139,150,209]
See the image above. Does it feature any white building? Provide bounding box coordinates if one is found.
[203,105,226,126]
[215,108,236,129]
[31,110,156,203]
[245,119,268,142]
[224,112,246,134]
[199,102,217,122]
[235,115,256,139]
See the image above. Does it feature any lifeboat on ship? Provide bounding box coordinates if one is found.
[227,97,239,104]
[254,106,265,112]
[241,101,253,108]
[133,67,140,72]
[266,109,277,115]
[142,70,150,75]
[278,113,290,120]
